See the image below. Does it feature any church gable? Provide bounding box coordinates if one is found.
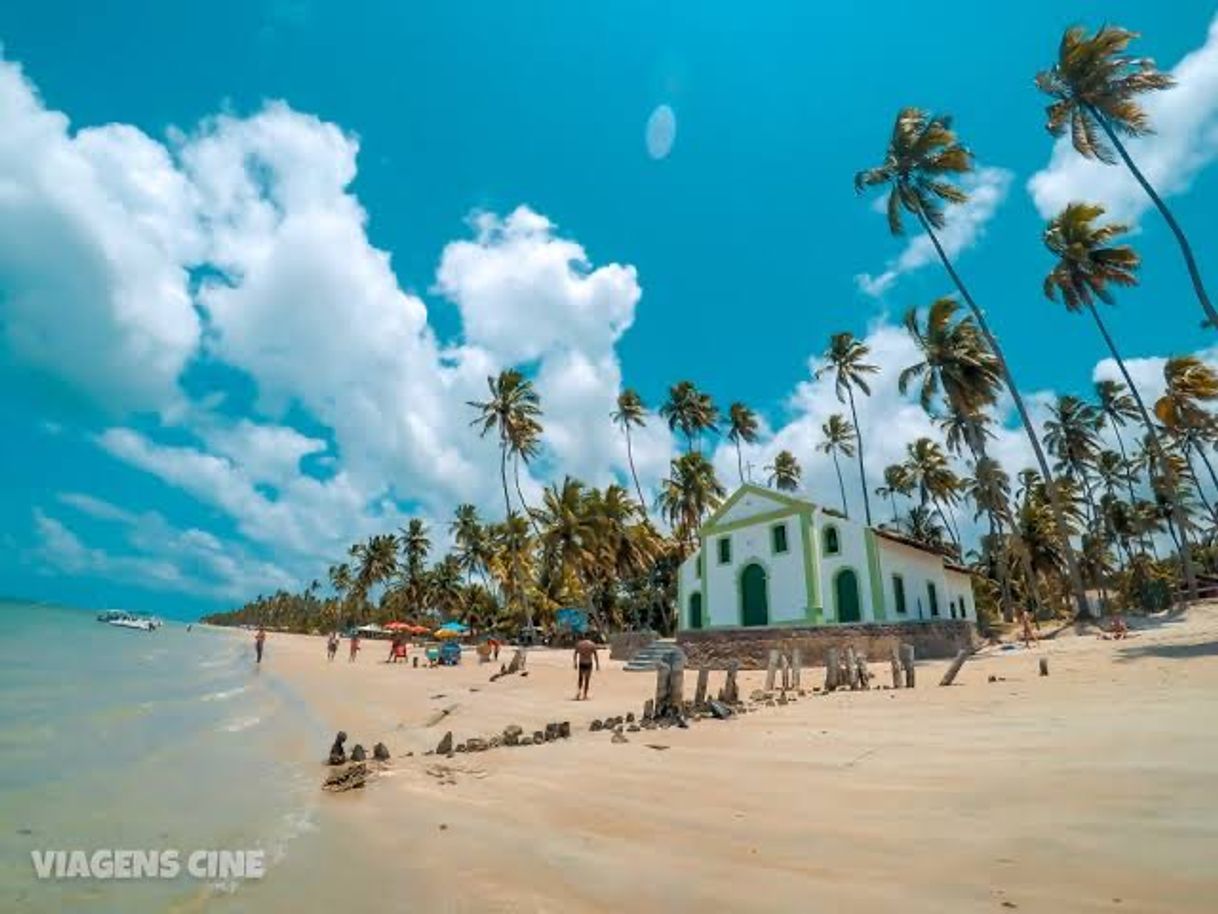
[703,485,810,531]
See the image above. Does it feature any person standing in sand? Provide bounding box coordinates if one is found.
[327,632,339,662]
[349,632,361,662]
[573,637,599,700]
[254,627,266,664]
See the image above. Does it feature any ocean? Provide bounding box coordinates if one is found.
[0,601,331,913]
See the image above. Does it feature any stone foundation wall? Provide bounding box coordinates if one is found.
[676,621,977,670]
[609,630,657,660]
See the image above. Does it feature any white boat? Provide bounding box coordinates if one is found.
[98,610,160,631]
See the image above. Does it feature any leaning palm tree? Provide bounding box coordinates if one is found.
[818,414,856,516]
[876,463,914,524]
[764,449,802,493]
[816,332,878,524]
[1095,379,1142,500]
[468,369,542,519]
[1036,25,1215,329]
[1043,395,1104,530]
[1043,201,1197,598]
[660,381,719,453]
[348,533,399,618]
[657,452,725,544]
[726,402,760,485]
[1155,356,1218,493]
[855,106,1091,616]
[611,389,650,515]
[902,437,962,549]
[900,296,1001,420]
[964,456,1016,620]
[507,414,544,534]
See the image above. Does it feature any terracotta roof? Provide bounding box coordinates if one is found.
[871,525,958,563]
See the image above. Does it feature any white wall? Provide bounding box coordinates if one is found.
[702,517,809,625]
[815,511,875,622]
[875,537,952,623]
[944,568,974,621]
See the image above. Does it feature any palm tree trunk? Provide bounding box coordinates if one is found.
[1085,301,1198,600]
[831,451,849,516]
[991,512,1015,623]
[1109,422,1154,554]
[735,439,745,486]
[513,456,542,536]
[933,499,961,552]
[499,445,512,520]
[624,426,649,518]
[914,206,1093,618]
[845,386,873,525]
[1090,105,1218,331]
[1191,437,1218,495]
[888,493,899,524]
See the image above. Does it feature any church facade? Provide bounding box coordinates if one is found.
[676,485,975,632]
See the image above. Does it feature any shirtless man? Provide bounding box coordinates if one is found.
[573,637,599,700]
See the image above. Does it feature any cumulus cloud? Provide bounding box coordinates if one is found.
[855,167,1013,297]
[1028,14,1218,222]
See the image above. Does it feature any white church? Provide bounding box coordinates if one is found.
[677,485,975,632]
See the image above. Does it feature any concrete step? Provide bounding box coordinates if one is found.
[623,640,683,672]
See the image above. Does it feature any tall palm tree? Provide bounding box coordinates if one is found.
[508,414,544,534]
[327,561,353,627]
[818,414,856,516]
[816,332,878,524]
[764,449,802,493]
[876,463,914,524]
[657,452,725,543]
[398,519,432,610]
[902,437,962,549]
[660,381,719,453]
[1095,379,1142,501]
[856,106,1091,616]
[964,456,1016,621]
[612,389,650,514]
[468,369,542,519]
[348,533,399,617]
[900,297,1001,419]
[726,402,760,485]
[1043,201,1197,598]
[1036,25,1215,329]
[1155,356,1218,494]
[1044,395,1104,529]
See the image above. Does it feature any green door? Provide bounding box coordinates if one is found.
[835,568,861,623]
[689,592,703,630]
[740,563,769,627]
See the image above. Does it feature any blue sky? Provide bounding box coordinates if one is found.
[1,1,1215,617]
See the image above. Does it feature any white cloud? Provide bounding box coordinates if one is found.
[855,167,1013,297]
[1028,14,1218,222]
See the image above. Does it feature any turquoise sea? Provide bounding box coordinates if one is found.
[0,601,334,913]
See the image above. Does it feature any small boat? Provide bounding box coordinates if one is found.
[98,610,160,631]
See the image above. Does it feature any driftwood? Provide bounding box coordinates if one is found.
[506,649,526,674]
[322,761,368,792]
[694,668,710,707]
[890,647,903,689]
[764,650,779,692]
[939,649,970,686]
[825,649,841,691]
[900,643,916,688]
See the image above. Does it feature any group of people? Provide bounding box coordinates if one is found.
[326,631,360,661]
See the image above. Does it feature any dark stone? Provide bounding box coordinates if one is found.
[327,731,348,765]
[350,744,367,762]
[544,723,559,742]
[627,724,640,732]
[707,699,734,720]
[322,761,367,792]
[373,742,390,761]
[503,724,523,745]
[465,737,488,752]
[558,721,571,738]
[436,731,453,755]
[626,712,635,723]
[533,730,544,744]
[590,719,604,732]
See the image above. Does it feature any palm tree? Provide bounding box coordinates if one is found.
[468,369,542,519]
[1036,25,1215,329]
[818,414,856,516]
[876,463,914,524]
[660,381,719,453]
[1044,395,1103,528]
[612,389,650,514]
[397,519,432,610]
[764,449,802,493]
[657,452,725,543]
[1043,201,1197,598]
[508,414,544,533]
[816,332,878,524]
[726,402,760,485]
[964,456,1016,620]
[1156,356,1218,495]
[327,561,353,627]
[348,533,399,617]
[902,437,962,550]
[900,297,1001,420]
[1095,379,1141,501]
[427,556,465,621]
[855,106,1091,616]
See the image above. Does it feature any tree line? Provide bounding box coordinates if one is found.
[204,25,1216,634]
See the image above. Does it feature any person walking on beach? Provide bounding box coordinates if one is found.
[326,632,339,662]
[573,637,599,700]
[348,632,361,662]
[254,627,266,664]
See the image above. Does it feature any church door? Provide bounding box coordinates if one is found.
[740,563,769,627]
[835,568,862,623]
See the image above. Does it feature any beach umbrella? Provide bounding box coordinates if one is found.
[433,627,462,640]
[407,624,431,635]
[439,621,469,633]
[384,621,410,631]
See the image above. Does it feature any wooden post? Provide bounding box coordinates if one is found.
[764,650,779,692]
[845,647,860,690]
[654,661,671,713]
[939,649,970,686]
[724,660,740,704]
[694,668,710,707]
[667,653,686,713]
[857,652,872,689]
[780,653,791,691]
[642,698,655,721]
[890,646,902,689]
[1039,657,1049,677]
[825,649,840,691]
[900,643,916,688]
[791,649,802,689]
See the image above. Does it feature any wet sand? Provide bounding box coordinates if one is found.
[255,607,1218,913]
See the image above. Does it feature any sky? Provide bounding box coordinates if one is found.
[1,1,1216,618]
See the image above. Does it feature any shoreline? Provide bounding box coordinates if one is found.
[245,608,1218,913]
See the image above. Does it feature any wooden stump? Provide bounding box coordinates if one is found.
[1039,657,1049,677]
[723,660,740,704]
[900,643,916,688]
[939,649,970,686]
[642,698,655,721]
[667,653,686,712]
[890,646,902,689]
[764,650,779,692]
[825,648,841,692]
[654,661,671,713]
[791,649,802,689]
[694,668,710,708]
[845,647,860,690]
[855,652,871,690]
[780,653,791,691]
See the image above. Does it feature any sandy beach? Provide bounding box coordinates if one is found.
[253,609,1218,913]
